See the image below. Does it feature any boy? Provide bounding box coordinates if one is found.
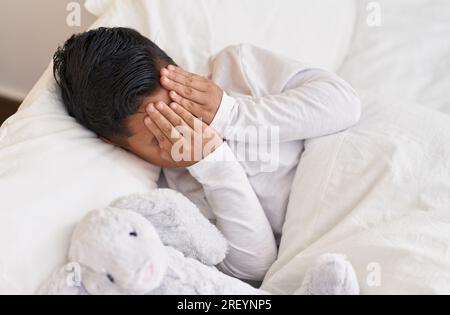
[53,27,361,282]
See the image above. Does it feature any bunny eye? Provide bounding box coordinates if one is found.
[107,274,115,283]
[129,231,138,237]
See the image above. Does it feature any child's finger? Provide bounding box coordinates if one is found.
[154,99,189,129]
[169,91,202,117]
[144,117,172,152]
[161,68,207,92]
[146,102,182,144]
[169,102,207,132]
[160,76,206,104]
[168,65,205,81]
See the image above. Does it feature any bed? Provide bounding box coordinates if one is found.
[263,0,450,294]
[1,0,449,294]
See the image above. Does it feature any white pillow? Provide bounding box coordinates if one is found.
[0,68,160,294]
[85,0,356,73]
[0,0,356,294]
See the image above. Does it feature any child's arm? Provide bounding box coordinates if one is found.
[144,102,277,281]
[160,45,361,143]
[187,142,278,281]
[215,69,361,142]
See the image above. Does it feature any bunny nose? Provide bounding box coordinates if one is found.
[142,263,154,281]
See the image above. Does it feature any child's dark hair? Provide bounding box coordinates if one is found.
[53,27,175,140]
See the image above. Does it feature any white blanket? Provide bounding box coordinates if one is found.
[263,101,450,294]
[263,0,450,294]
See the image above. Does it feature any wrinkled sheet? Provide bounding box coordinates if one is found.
[263,0,450,294]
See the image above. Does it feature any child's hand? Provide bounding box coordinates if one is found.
[144,101,223,168]
[160,65,223,125]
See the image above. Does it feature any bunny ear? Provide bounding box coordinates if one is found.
[36,262,87,295]
[113,189,228,265]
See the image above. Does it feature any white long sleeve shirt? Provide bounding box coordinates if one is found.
[163,44,361,281]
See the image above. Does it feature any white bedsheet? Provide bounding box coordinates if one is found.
[340,0,450,115]
[263,0,450,294]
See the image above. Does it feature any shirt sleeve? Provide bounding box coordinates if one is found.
[187,142,278,281]
[210,92,238,137]
[209,47,362,143]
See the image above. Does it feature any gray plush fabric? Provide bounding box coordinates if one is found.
[110,189,228,266]
[295,254,360,295]
[37,189,359,295]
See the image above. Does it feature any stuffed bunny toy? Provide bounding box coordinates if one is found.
[38,189,359,295]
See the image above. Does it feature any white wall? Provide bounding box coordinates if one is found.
[0,0,97,101]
